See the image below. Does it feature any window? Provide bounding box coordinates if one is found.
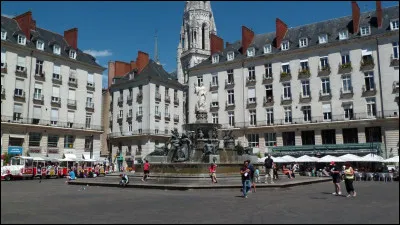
[302,106,311,122]
[34,83,42,100]
[15,79,24,97]
[264,44,272,54]
[281,41,289,51]
[212,54,219,64]
[341,53,350,64]
[366,97,376,117]
[35,60,44,75]
[197,76,203,86]
[321,130,336,144]
[343,103,354,120]
[365,127,382,143]
[390,19,399,30]
[342,75,352,93]
[283,82,291,99]
[52,86,60,103]
[265,84,273,102]
[248,88,256,103]
[264,133,276,147]
[322,103,332,121]
[138,106,143,115]
[299,38,308,48]
[85,114,92,128]
[67,111,74,127]
[17,56,26,71]
[318,34,328,44]
[321,78,331,95]
[281,63,290,73]
[165,105,169,115]
[301,131,315,145]
[211,92,218,107]
[53,45,61,55]
[247,47,255,57]
[47,135,59,147]
[29,133,41,147]
[266,108,274,125]
[36,40,44,51]
[51,108,58,125]
[227,51,234,61]
[64,135,75,148]
[264,63,272,78]
[364,71,375,91]
[13,104,22,122]
[155,104,160,115]
[227,69,234,84]
[248,66,255,80]
[84,136,93,150]
[343,128,358,144]
[320,56,329,69]
[339,30,349,40]
[228,111,235,127]
[249,110,256,126]
[301,80,310,97]
[17,35,26,45]
[128,109,132,117]
[393,42,399,59]
[1,48,5,68]
[33,106,41,121]
[247,134,259,147]
[128,123,132,132]
[300,60,309,70]
[86,93,93,108]
[69,50,76,59]
[360,26,371,36]
[211,73,218,86]
[119,110,123,118]
[1,30,6,40]
[282,132,295,146]
[284,106,292,123]
[87,73,94,87]
[53,65,61,80]
[212,113,218,124]
[69,69,77,83]
[227,90,235,105]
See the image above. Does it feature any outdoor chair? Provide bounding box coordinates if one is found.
[385,173,393,182]
[366,173,374,181]
[378,173,386,182]
[354,173,362,181]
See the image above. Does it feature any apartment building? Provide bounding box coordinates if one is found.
[188,2,399,158]
[107,51,185,168]
[1,12,105,160]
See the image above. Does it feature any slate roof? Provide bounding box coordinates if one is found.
[1,15,103,69]
[192,5,399,70]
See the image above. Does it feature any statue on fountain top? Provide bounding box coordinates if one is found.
[194,82,207,112]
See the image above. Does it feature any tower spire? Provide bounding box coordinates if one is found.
[154,29,160,65]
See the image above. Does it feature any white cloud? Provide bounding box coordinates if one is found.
[83,49,112,57]
[1,14,13,18]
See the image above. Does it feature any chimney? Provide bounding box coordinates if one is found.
[241,26,255,55]
[226,42,231,48]
[130,61,137,71]
[352,1,361,34]
[13,11,34,40]
[210,33,224,55]
[275,18,288,49]
[136,51,150,74]
[376,1,383,28]
[64,28,78,49]
[108,61,115,89]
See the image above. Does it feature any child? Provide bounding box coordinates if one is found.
[209,163,218,183]
[254,167,260,183]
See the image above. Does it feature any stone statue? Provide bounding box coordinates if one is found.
[211,127,218,139]
[165,130,193,162]
[203,140,218,156]
[197,129,204,139]
[223,130,235,149]
[194,83,207,112]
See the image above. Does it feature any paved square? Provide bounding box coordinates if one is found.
[1,179,399,224]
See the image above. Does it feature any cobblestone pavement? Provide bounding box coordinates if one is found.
[1,179,399,224]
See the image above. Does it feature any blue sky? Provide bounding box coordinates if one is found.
[2,1,398,88]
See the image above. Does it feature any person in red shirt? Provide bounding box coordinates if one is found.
[209,163,218,183]
[142,160,150,182]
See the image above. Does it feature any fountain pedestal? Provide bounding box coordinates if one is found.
[207,155,220,164]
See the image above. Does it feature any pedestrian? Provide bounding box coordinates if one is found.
[264,154,274,184]
[142,160,150,182]
[329,161,342,196]
[273,163,279,180]
[209,163,218,183]
[240,161,251,198]
[344,162,357,198]
[254,167,260,183]
[246,160,256,192]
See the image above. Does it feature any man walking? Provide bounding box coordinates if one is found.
[329,161,342,196]
[240,161,251,198]
[264,154,274,184]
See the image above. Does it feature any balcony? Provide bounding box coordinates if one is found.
[34,72,45,81]
[86,102,94,112]
[299,93,312,103]
[280,72,291,82]
[390,55,399,67]
[319,91,332,101]
[1,63,7,74]
[155,111,161,119]
[33,94,44,104]
[165,95,171,103]
[174,98,179,106]
[246,98,257,108]
[263,96,274,107]
[15,67,27,78]
[126,112,133,121]
[210,102,219,111]
[298,68,311,79]
[127,95,133,104]
[340,88,354,99]
[52,74,62,85]
[117,114,123,122]
[246,77,256,86]
[173,114,179,122]
[362,86,377,97]
[280,95,292,105]
[338,63,353,74]
[318,65,331,76]
[262,74,273,84]
[393,81,399,93]
[67,99,76,109]
[13,90,26,102]
[1,87,5,99]
[225,101,235,110]
[87,82,95,91]
[137,91,143,103]
[117,96,123,106]
[51,97,61,107]
[209,82,219,91]
[360,57,375,71]
[136,112,143,120]
[164,113,171,121]
[68,77,78,87]
[155,92,161,102]
[225,79,235,89]
[271,143,383,156]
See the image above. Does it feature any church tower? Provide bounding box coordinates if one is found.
[176,1,217,84]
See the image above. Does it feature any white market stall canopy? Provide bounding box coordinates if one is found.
[280,155,297,162]
[82,153,91,160]
[258,156,289,163]
[64,154,77,160]
[317,155,345,163]
[383,156,399,163]
[338,154,362,162]
[360,153,384,162]
[295,155,318,162]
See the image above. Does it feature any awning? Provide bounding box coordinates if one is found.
[82,153,91,160]
[64,154,77,160]
[9,134,26,139]
[28,153,45,160]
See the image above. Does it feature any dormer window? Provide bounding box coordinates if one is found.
[281,41,289,51]
[247,47,255,57]
[53,45,61,55]
[36,40,44,51]
[212,54,219,64]
[299,38,308,48]
[1,31,6,40]
[264,44,271,54]
[390,19,399,30]
[318,34,328,44]
[69,49,76,59]
[17,35,26,45]
[339,30,349,40]
[227,51,234,61]
[360,25,371,36]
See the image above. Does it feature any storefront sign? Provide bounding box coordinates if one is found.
[29,147,41,153]
[47,148,59,154]
[8,146,23,155]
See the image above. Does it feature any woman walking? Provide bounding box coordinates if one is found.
[344,162,357,198]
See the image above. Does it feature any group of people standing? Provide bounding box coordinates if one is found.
[330,161,357,198]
